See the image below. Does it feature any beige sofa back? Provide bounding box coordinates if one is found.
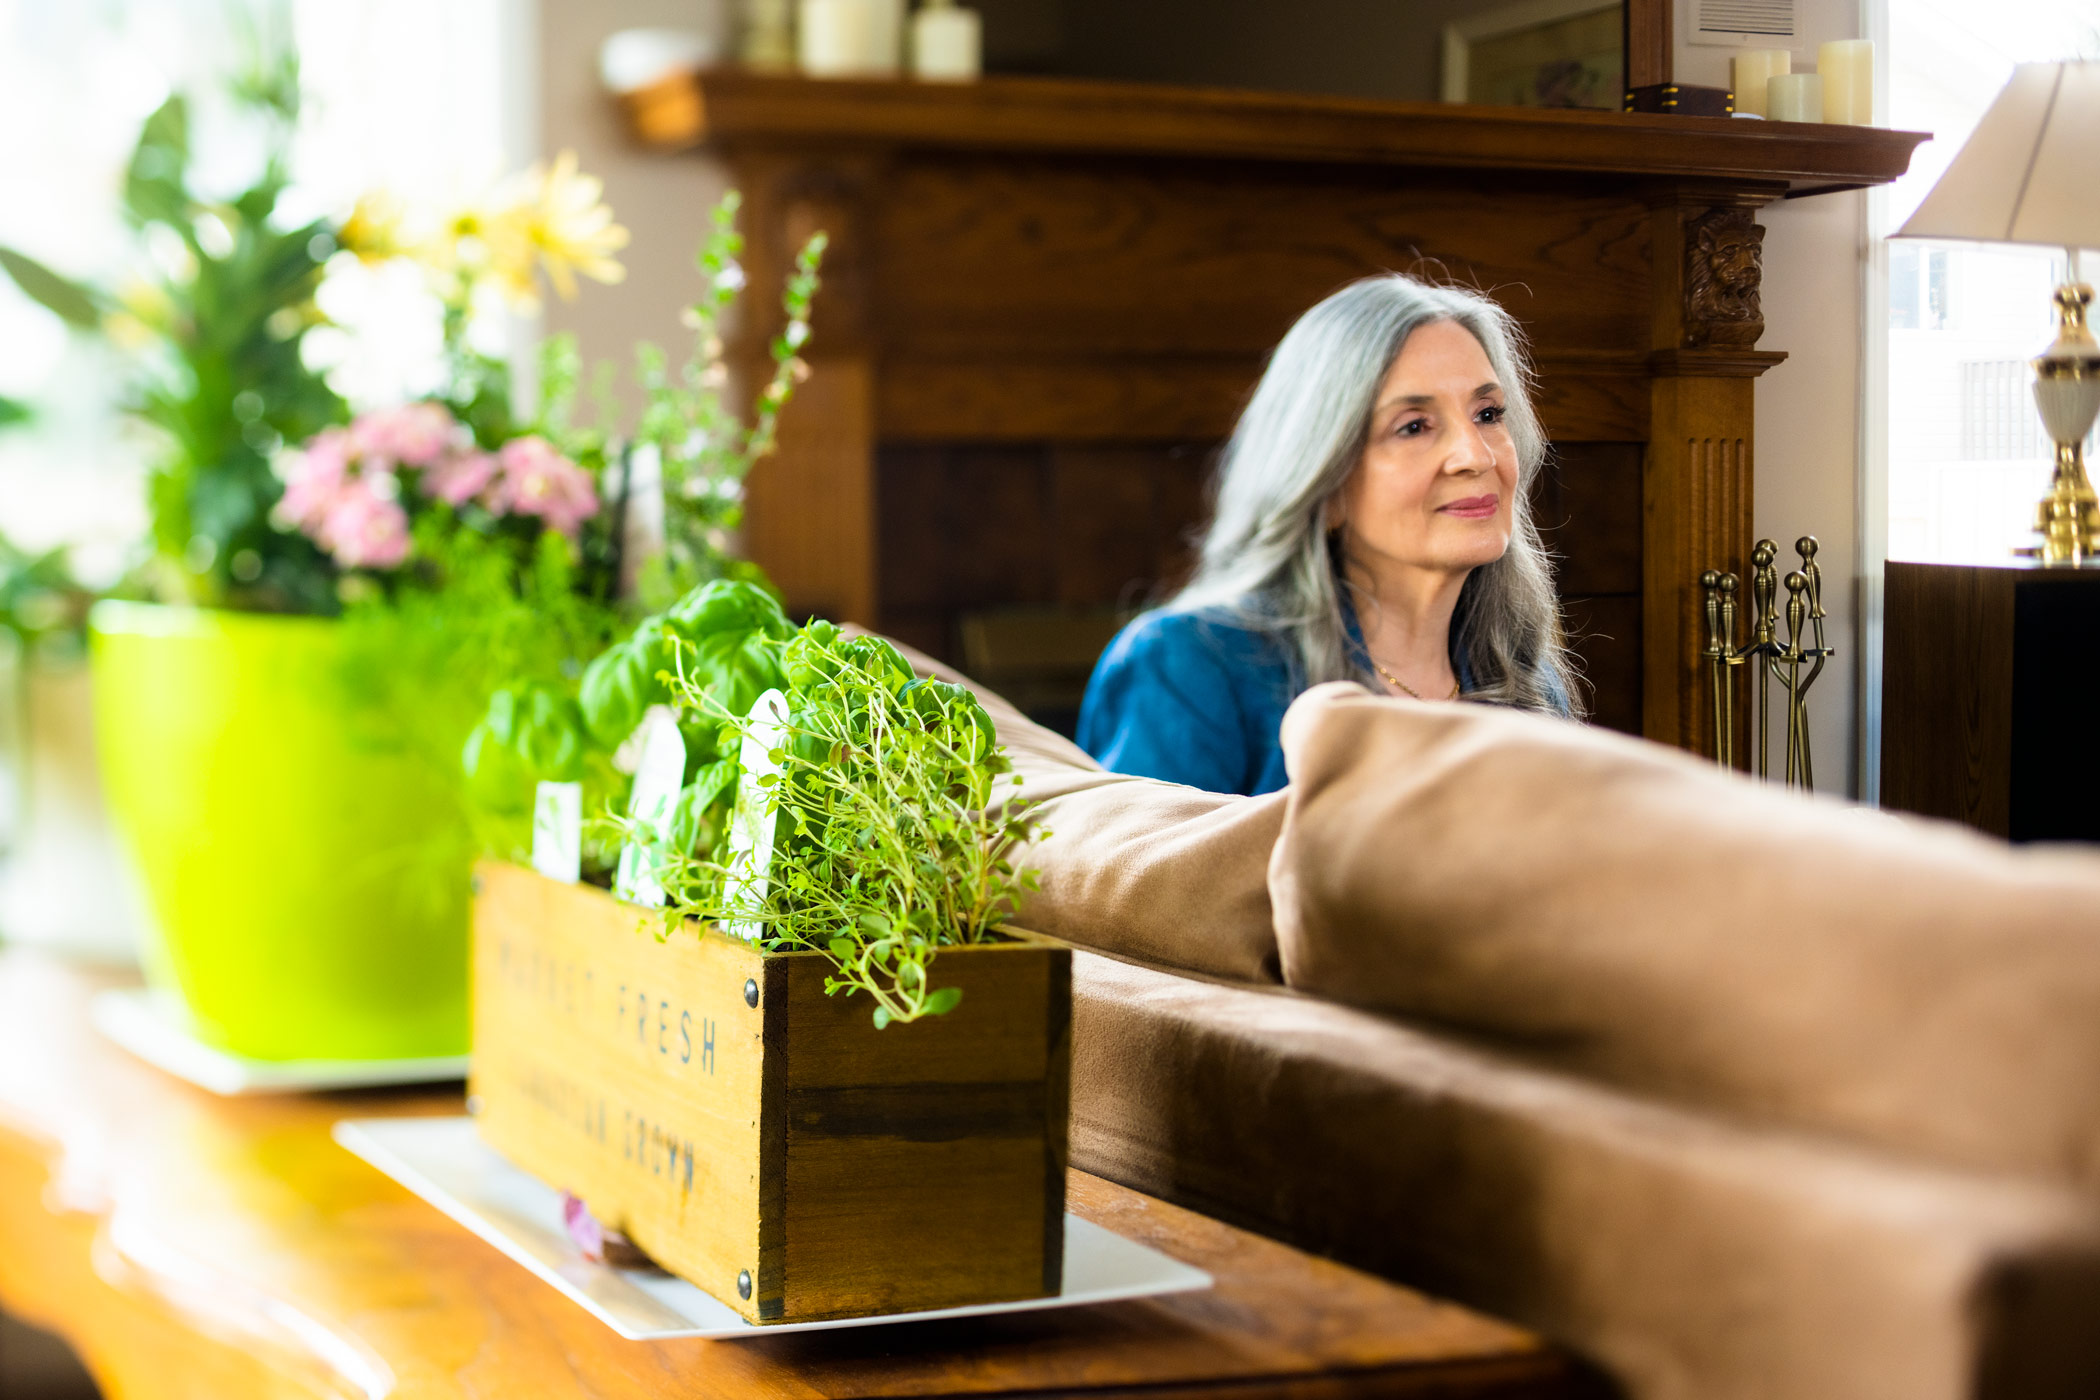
[1271,683,2100,1194]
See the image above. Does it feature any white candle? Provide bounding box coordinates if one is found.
[799,0,877,76]
[1767,72,1823,123]
[741,0,795,70]
[912,0,981,80]
[1819,39,1873,124]
[864,0,905,74]
[1731,48,1790,118]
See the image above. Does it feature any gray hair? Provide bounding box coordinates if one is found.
[1169,273,1579,717]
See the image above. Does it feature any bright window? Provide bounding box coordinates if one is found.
[1883,0,2100,565]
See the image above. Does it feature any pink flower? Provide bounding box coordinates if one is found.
[421,449,500,506]
[492,435,599,536]
[349,401,461,469]
[276,427,352,531]
[316,474,412,569]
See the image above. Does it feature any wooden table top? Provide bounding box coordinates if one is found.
[0,951,1580,1399]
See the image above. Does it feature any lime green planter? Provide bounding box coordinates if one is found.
[90,601,471,1061]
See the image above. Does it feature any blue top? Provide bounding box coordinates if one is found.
[1077,604,1570,796]
[1077,610,1303,796]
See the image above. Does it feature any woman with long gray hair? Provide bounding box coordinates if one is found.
[1076,273,1579,796]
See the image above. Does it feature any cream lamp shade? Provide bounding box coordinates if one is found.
[1893,61,2100,249]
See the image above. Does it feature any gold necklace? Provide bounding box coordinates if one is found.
[1372,658,1461,701]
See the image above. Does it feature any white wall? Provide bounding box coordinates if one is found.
[1753,192,1866,795]
[535,1,730,413]
[1678,0,1874,798]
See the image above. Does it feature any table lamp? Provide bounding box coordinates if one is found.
[1894,62,2100,565]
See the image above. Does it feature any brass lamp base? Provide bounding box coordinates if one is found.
[2015,443,2100,566]
[2023,278,2100,568]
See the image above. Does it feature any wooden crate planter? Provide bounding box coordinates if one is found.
[468,860,1072,1323]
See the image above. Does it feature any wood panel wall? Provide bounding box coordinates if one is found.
[877,443,1210,660]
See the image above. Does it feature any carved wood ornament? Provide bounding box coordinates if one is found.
[1683,207,1766,350]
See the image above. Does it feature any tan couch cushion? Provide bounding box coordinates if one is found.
[1073,950,2100,1400]
[879,635,1284,984]
[1270,681,2100,1192]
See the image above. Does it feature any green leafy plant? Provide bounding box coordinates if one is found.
[0,534,93,658]
[462,577,790,871]
[458,578,781,868]
[656,620,1039,1028]
[629,194,826,606]
[483,578,1038,1026]
[0,33,343,612]
[0,403,84,652]
[128,83,345,611]
[346,524,624,876]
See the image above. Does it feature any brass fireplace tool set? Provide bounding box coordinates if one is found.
[1699,536,1832,790]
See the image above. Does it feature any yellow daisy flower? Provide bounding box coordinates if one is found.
[336,191,409,265]
[481,150,630,305]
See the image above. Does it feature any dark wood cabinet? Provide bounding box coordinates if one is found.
[1881,560,2100,842]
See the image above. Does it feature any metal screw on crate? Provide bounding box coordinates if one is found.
[737,1269,753,1300]
[744,978,759,1008]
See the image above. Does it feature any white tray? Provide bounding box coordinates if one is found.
[91,988,469,1096]
[333,1116,1213,1340]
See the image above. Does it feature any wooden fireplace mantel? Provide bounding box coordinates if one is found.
[624,69,1921,194]
[618,70,1926,752]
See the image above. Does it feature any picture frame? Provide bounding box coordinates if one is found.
[1441,0,1625,111]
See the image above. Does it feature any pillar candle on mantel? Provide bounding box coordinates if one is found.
[865,0,904,73]
[1767,72,1823,123]
[911,0,981,80]
[799,0,877,75]
[742,0,795,70]
[1820,40,1874,124]
[1731,49,1790,118]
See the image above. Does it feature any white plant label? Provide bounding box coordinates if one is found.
[723,688,789,942]
[614,708,687,907]
[612,701,676,776]
[530,781,583,885]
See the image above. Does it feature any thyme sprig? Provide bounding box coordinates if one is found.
[653,629,1039,1027]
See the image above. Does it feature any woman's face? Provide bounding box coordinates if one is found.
[1334,319,1518,580]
